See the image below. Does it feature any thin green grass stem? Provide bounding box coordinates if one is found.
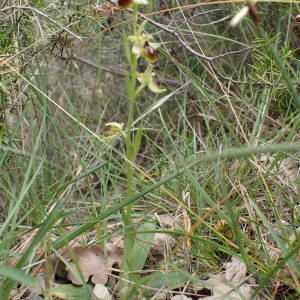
[122,4,140,296]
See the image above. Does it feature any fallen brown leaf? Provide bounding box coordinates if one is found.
[201,257,259,300]
[150,233,176,255]
[93,283,112,300]
[63,243,122,286]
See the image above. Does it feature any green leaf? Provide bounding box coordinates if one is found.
[136,20,147,35]
[128,222,156,273]
[53,142,300,250]
[123,32,132,66]
[132,270,191,298]
[0,264,37,287]
[132,126,143,160]
[51,283,97,300]
[125,222,156,296]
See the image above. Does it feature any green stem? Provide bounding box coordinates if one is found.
[122,3,139,296]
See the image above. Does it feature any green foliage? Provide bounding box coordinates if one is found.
[0,264,37,287]
[0,0,299,299]
[51,283,97,300]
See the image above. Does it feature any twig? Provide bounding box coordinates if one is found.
[139,12,252,62]
[59,54,181,87]
[68,55,124,76]
[139,13,287,87]
[195,15,231,27]
[176,9,230,29]
[0,5,83,41]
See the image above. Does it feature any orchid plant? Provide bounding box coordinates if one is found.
[111,1,166,298]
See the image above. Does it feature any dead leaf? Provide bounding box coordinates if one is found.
[224,257,247,284]
[154,213,183,231]
[258,155,299,194]
[64,243,122,286]
[202,257,253,300]
[93,284,112,300]
[150,233,176,255]
[171,295,192,300]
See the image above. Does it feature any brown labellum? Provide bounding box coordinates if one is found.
[246,0,259,25]
[117,0,133,8]
[142,41,158,62]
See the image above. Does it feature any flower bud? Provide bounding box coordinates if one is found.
[101,122,125,141]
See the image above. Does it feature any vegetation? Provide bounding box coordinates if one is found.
[0,0,299,299]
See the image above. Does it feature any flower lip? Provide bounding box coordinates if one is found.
[142,41,159,62]
[117,0,133,8]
